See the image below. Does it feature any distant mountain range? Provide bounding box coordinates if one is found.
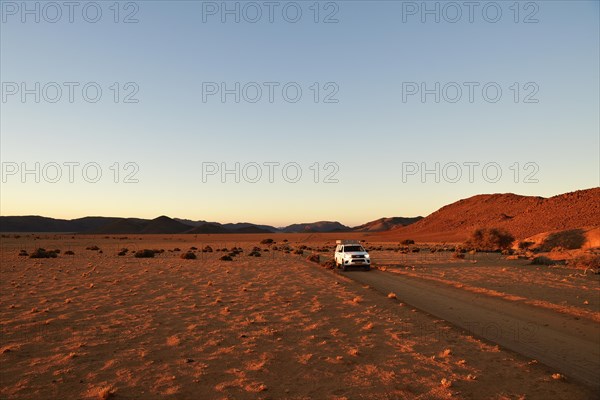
[3,188,597,240]
[0,215,421,234]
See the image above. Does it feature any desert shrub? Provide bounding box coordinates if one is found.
[117,250,127,256]
[220,255,233,261]
[307,254,320,263]
[64,250,75,255]
[18,250,28,256]
[272,246,279,251]
[190,246,198,250]
[465,228,515,251]
[321,260,336,269]
[202,246,213,253]
[294,249,303,255]
[518,241,534,250]
[248,251,261,257]
[134,249,155,258]
[53,249,61,254]
[30,248,57,258]
[221,248,228,252]
[411,247,420,253]
[173,247,181,252]
[539,229,586,252]
[452,252,465,259]
[86,245,100,251]
[530,256,555,266]
[282,239,288,243]
[260,238,274,245]
[568,254,600,272]
[401,239,415,245]
[181,251,197,260]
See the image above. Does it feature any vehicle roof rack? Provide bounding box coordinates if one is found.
[336,240,360,245]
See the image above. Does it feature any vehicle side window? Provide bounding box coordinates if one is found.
[340,246,344,253]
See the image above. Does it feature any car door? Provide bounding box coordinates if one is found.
[336,245,343,263]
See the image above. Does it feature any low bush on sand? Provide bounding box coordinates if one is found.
[307,254,320,263]
[530,256,556,266]
[134,249,156,258]
[30,248,58,258]
[465,228,515,251]
[180,251,197,260]
[539,229,586,252]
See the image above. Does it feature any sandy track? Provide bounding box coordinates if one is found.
[341,270,600,390]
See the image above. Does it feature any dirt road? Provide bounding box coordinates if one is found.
[341,269,600,390]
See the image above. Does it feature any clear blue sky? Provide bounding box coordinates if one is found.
[1,0,599,226]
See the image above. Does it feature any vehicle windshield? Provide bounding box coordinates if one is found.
[344,245,364,252]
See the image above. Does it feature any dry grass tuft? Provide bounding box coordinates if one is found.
[362,322,374,330]
[93,385,115,399]
[439,348,452,358]
[348,348,360,356]
[166,335,181,346]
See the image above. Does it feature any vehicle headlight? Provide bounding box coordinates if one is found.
[365,254,370,258]
[344,254,351,259]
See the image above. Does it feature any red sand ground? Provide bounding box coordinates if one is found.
[0,234,597,399]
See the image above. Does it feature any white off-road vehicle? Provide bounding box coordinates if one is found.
[334,240,370,271]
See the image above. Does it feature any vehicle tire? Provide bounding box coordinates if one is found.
[365,265,371,271]
[342,264,347,271]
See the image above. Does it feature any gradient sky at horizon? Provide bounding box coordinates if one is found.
[1,0,599,226]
